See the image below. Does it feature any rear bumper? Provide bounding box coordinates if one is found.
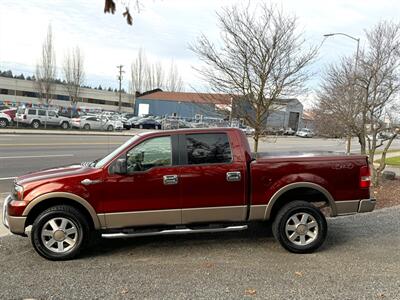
[335,198,376,216]
[2,195,27,236]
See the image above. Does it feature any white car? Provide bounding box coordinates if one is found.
[78,116,123,131]
[296,128,314,138]
[0,112,12,128]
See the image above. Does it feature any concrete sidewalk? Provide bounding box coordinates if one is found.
[0,128,146,136]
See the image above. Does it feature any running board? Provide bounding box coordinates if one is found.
[101,225,248,239]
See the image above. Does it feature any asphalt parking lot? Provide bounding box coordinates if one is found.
[0,206,399,299]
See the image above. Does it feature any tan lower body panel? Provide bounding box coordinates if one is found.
[98,209,181,229]
[8,216,26,234]
[248,205,267,221]
[99,206,248,229]
[181,206,247,224]
[335,200,360,215]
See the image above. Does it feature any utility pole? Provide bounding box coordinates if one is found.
[117,65,124,113]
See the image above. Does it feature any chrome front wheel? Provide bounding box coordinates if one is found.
[31,205,90,260]
[41,217,78,253]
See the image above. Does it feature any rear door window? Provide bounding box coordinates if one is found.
[28,109,36,115]
[38,110,46,116]
[185,133,232,165]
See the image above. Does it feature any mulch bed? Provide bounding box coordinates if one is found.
[372,178,400,209]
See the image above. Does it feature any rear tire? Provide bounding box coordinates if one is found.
[107,125,114,131]
[31,205,90,260]
[0,118,8,128]
[83,124,90,130]
[272,201,327,253]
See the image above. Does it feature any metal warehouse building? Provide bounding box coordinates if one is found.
[135,90,304,130]
[135,91,231,119]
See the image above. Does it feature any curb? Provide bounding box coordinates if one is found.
[0,128,148,136]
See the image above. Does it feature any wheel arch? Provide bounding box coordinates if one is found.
[23,192,101,230]
[265,182,337,221]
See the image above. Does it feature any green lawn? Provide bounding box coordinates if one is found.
[384,156,400,166]
[374,148,400,155]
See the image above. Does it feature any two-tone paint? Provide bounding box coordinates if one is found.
[4,128,376,235]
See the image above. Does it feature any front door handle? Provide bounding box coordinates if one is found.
[226,171,241,182]
[163,175,178,185]
[81,179,102,186]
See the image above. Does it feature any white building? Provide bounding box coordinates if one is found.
[0,77,134,112]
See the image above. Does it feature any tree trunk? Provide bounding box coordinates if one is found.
[346,135,351,154]
[253,133,259,153]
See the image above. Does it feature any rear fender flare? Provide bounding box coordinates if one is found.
[264,182,337,220]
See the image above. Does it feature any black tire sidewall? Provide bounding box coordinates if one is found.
[273,201,327,253]
[31,206,88,260]
[32,121,40,128]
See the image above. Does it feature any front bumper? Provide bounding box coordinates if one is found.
[2,195,27,236]
[335,198,376,216]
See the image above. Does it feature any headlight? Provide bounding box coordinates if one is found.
[12,184,24,201]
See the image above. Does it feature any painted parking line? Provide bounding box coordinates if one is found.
[0,154,74,159]
[0,177,16,181]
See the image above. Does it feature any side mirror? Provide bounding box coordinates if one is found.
[114,158,127,175]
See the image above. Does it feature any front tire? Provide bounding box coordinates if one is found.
[272,201,327,253]
[31,120,40,129]
[61,122,69,129]
[31,205,90,260]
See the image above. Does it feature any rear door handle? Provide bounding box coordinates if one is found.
[226,171,241,182]
[163,175,178,185]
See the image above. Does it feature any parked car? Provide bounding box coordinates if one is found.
[132,118,162,129]
[79,116,123,131]
[296,128,314,138]
[283,128,296,135]
[14,108,71,129]
[0,111,12,128]
[3,128,375,260]
[1,107,17,121]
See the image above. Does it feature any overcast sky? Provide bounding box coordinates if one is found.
[0,0,399,107]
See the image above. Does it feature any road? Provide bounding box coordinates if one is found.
[0,206,399,299]
[1,132,399,193]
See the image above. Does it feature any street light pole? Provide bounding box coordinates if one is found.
[323,32,360,154]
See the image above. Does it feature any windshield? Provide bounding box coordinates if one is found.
[94,135,140,168]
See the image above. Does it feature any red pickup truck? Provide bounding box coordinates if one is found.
[3,128,376,260]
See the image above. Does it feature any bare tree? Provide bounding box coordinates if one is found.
[190,4,317,152]
[130,49,184,93]
[166,60,184,92]
[130,48,146,94]
[315,57,364,151]
[35,24,56,105]
[63,46,85,114]
[315,21,400,185]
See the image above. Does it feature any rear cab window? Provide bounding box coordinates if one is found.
[184,133,232,165]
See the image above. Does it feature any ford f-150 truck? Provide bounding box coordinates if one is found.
[2,128,376,260]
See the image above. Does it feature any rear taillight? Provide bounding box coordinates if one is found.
[360,165,371,188]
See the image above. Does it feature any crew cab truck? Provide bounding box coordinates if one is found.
[2,128,376,260]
